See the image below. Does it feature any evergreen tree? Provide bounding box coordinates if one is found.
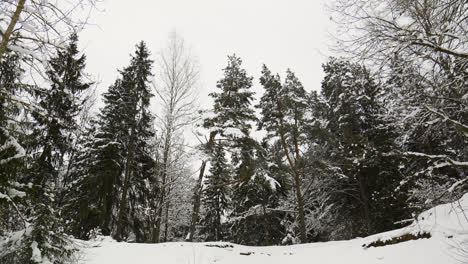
[300,90,348,241]
[73,41,155,241]
[228,140,285,246]
[2,33,92,264]
[62,120,111,239]
[319,58,409,237]
[257,65,309,243]
[331,0,468,220]
[114,41,155,241]
[0,51,30,263]
[201,144,231,241]
[29,33,91,186]
[386,55,468,212]
[29,34,90,263]
[203,54,256,144]
[0,51,24,215]
[201,54,261,241]
[81,112,124,238]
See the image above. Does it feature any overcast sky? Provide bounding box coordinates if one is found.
[79,0,333,109]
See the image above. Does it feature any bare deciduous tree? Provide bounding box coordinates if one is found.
[1,0,98,61]
[331,0,468,64]
[0,0,99,120]
[330,0,468,225]
[152,32,199,243]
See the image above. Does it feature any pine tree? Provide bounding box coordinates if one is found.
[331,0,468,218]
[201,54,258,242]
[257,65,309,243]
[203,54,256,144]
[79,107,125,238]
[31,33,90,262]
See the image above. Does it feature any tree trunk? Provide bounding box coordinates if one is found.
[163,185,171,242]
[357,174,372,234]
[186,160,206,241]
[275,97,307,243]
[115,130,135,241]
[279,133,307,242]
[185,97,228,242]
[153,187,164,243]
[293,173,307,242]
[153,139,170,243]
[216,198,221,241]
[152,202,162,243]
[262,205,270,246]
[152,207,162,242]
[0,0,26,59]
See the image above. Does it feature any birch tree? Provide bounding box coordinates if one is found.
[0,0,97,61]
[152,32,199,243]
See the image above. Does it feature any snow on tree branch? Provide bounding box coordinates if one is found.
[423,105,468,137]
[404,151,468,167]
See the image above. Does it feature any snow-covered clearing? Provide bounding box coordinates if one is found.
[78,193,468,264]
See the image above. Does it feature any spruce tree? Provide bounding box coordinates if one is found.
[385,55,468,212]
[14,33,91,263]
[114,41,155,241]
[0,51,30,263]
[0,51,23,209]
[76,41,155,241]
[62,120,111,239]
[201,144,231,241]
[319,58,409,237]
[228,140,285,246]
[78,103,125,237]
[30,33,91,185]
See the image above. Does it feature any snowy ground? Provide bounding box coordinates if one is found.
[78,194,468,264]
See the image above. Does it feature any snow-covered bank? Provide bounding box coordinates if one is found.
[78,193,468,264]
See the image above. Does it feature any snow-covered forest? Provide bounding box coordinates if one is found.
[0,0,467,263]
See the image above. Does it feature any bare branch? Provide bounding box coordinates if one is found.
[0,0,26,59]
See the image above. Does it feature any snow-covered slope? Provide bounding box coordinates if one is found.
[78,193,468,264]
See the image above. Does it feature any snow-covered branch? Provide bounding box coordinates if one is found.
[404,151,468,167]
[423,105,468,137]
[1,0,98,65]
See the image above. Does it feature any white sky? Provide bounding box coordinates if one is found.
[80,0,333,109]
